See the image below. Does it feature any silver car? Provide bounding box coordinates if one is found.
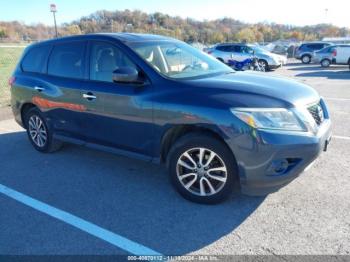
[312,44,350,67]
[312,45,337,67]
[295,42,332,64]
[206,43,287,71]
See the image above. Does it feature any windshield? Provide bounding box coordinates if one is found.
[129,40,233,79]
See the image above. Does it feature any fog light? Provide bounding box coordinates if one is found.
[268,159,289,175]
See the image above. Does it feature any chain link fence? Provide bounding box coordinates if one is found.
[0,45,25,107]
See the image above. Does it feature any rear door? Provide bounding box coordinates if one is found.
[42,41,88,138]
[81,40,154,157]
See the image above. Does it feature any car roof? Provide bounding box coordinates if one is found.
[216,43,247,47]
[30,33,175,47]
[301,42,331,45]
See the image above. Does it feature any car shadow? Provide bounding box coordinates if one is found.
[295,70,350,80]
[285,62,348,71]
[0,131,265,255]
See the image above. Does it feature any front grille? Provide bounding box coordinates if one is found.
[307,102,324,125]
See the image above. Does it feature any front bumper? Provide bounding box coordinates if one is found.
[225,119,332,196]
[268,57,287,69]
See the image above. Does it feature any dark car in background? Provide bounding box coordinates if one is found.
[295,42,332,64]
[10,34,331,204]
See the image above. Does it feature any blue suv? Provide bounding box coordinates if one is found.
[10,34,332,204]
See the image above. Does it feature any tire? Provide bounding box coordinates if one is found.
[301,55,311,64]
[24,107,63,153]
[321,59,331,68]
[167,133,238,204]
[258,59,268,71]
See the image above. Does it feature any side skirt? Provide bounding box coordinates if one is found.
[53,134,161,164]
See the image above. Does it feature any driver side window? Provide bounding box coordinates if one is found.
[90,41,136,82]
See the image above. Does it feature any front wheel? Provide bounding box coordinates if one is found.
[168,133,238,204]
[258,60,268,72]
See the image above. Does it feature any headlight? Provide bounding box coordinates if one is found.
[231,108,307,132]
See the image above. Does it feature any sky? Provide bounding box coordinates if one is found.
[0,0,349,27]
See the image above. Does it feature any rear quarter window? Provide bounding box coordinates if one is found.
[48,41,86,79]
[21,45,51,73]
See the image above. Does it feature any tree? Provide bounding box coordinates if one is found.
[236,28,256,43]
[65,24,82,35]
[0,27,6,38]
[0,10,349,44]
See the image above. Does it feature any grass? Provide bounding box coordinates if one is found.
[0,46,25,107]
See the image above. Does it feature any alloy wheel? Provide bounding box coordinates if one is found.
[258,61,267,71]
[302,56,311,63]
[176,147,227,196]
[28,115,47,148]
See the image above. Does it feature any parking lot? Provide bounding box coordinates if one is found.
[0,61,349,256]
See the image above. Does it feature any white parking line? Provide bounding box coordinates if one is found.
[0,183,162,256]
[333,135,350,140]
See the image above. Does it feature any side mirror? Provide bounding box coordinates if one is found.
[112,67,141,84]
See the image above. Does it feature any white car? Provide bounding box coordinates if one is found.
[333,45,350,68]
[205,43,287,71]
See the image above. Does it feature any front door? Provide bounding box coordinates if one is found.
[81,41,154,157]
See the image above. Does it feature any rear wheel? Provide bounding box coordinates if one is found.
[24,107,62,153]
[321,59,331,68]
[168,133,237,204]
[301,55,311,64]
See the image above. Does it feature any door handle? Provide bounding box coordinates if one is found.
[34,86,45,92]
[83,93,96,100]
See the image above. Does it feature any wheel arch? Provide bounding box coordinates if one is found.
[20,103,37,129]
[160,124,235,165]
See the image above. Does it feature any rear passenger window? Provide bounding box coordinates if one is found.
[21,45,51,73]
[48,42,85,79]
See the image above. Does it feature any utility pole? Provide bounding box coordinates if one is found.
[50,3,58,38]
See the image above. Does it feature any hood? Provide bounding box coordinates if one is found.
[187,71,320,107]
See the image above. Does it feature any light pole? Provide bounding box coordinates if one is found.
[50,3,58,37]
